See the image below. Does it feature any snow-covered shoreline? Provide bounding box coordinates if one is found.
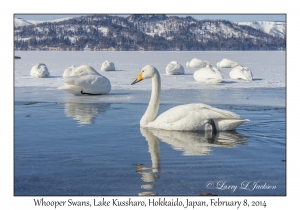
[14,51,286,106]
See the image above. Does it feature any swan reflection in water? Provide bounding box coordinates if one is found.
[63,103,111,124]
[136,128,248,196]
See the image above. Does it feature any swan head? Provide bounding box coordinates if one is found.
[131,65,158,85]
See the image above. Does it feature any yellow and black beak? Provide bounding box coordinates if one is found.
[131,72,143,85]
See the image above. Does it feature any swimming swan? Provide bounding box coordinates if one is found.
[131,65,249,131]
[229,65,253,81]
[58,65,111,95]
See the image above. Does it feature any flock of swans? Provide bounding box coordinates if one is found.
[188,58,253,83]
[29,57,251,132]
[163,58,253,83]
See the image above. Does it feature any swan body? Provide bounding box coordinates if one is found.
[166,61,185,75]
[186,58,209,68]
[58,65,111,95]
[63,65,76,78]
[101,60,115,71]
[30,63,50,78]
[217,58,239,68]
[131,65,249,131]
[229,65,253,81]
[193,64,223,84]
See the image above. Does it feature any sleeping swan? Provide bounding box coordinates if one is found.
[229,65,253,81]
[194,64,223,84]
[101,60,115,71]
[63,65,76,78]
[186,58,209,68]
[217,58,239,68]
[166,61,185,75]
[30,63,50,78]
[131,65,249,131]
[58,65,111,95]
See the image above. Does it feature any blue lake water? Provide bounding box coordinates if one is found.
[14,99,286,196]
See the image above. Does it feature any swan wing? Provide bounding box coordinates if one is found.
[148,103,241,130]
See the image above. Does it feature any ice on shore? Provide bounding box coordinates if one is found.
[14,51,285,106]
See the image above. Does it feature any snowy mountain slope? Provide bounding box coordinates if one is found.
[125,15,285,42]
[14,18,43,27]
[14,16,286,38]
[14,17,72,27]
[236,21,286,38]
[14,15,286,51]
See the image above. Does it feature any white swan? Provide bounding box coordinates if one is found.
[131,65,249,131]
[186,58,209,68]
[58,65,111,95]
[30,63,50,78]
[62,65,76,78]
[193,64,223,84]
[229,65,253,81]
[101,60,115,71]
[166,61,185,75]
[217,58,239,68]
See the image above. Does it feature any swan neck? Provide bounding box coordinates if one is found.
[141,72,161,127]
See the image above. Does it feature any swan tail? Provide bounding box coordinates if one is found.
[215,119,250,131]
